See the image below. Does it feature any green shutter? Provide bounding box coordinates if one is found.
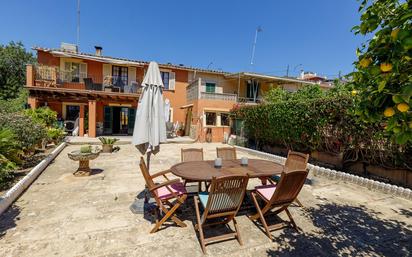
[128,108,135,134]
[103,106,112,134]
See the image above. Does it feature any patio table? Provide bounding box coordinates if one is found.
[170,159,284,182]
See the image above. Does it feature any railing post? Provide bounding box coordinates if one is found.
[198,78,202,99]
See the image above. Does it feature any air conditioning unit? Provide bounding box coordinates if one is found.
[60,42,78,53]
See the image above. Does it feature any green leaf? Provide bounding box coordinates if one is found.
[395,132,409,145]
[378,81,386,92]
[392,95,403,104]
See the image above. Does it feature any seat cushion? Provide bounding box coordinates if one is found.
[198,192,209,208]
[156,182,186,200]
[255,184,276,201]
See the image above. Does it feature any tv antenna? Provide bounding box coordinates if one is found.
[250,26,263,70]
[77,0,80,48]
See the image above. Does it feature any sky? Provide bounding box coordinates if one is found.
[0,0,368,79]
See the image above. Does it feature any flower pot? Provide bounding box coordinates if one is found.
[102,144,113,153]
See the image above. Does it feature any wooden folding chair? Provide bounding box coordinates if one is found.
[250,169,308,239]
[194,175,249,254]
[216,147,237,160]
[181,148,205,192]
[269,150,309,207]
[139,157,188,233]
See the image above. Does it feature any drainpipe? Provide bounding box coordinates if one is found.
[237,73,240,102]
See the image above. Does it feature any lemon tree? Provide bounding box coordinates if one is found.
[351,0,412,144]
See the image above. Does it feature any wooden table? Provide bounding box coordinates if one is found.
[170,159,284,182]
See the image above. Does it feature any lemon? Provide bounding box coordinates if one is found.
[391,28,400,40]
[384,107,395,117]
[359,58,372,68]
[397,103,410,112]
[351,90,358,96]
[380,63,392,72]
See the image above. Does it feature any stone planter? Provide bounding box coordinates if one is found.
[311,151,343,169]
[102,144,113,153]
[344,161,365,176]
[366,165,411,187]
[68,151,100,176]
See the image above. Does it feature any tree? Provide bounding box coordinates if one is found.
[0,41,35,100]
[351,0,412,144]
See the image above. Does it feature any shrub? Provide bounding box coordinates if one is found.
[0,110,47,152]
[47,127,65,143]
[25,107,58,128]
[0,129,20,190]
[98,137,119,145]
[232,87,412,169]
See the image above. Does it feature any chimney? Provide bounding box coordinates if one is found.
[95,46,102,56]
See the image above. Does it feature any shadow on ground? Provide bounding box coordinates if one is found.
[267,200,412,256]
[0,205,20,238]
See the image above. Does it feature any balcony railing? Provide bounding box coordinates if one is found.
[186,77,237,103]
[30,65,140,94]
[200,92,237,102]
[237,97,262,104]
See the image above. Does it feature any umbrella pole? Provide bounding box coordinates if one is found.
[143,151,152,204]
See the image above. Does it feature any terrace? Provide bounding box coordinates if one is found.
[0,142,410,256]
[27,64,142,94]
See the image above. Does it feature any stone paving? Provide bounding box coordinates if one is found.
[0,143,411,257]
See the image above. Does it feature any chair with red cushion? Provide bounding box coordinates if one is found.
[139,157,187,233]
[250,169,308,239]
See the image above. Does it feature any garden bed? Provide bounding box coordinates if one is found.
[0,144,57,195]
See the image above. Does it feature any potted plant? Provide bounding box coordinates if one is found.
[98,137,119,153]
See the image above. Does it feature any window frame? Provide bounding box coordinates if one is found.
[161,71,170,90]
[112,65,128,86]
[203,111,230,127]
[205,82,216,93]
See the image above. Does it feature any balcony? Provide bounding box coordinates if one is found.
[186,78,237,103]
[27,64,141,94]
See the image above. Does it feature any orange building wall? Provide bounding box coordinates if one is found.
[85,60,103,83]
[163,69,188,124]
[37,51,59,66]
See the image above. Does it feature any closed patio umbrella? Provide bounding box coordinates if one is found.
[132,61,166,169]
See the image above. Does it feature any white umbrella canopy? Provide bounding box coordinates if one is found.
[132,61,167,157]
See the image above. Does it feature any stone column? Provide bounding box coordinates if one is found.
[88,100,97,137]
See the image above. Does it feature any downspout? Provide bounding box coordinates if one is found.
[237,73,240,102]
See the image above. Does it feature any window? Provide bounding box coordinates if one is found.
[112,66,128,86]
[205,82,216,93]
[161,71,170,90]
[221,113,230,126]
[205,112,216,126]
[63,62,87,83]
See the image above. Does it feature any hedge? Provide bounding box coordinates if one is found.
[231,94,411,170]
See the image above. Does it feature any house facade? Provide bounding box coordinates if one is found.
[26,44,316,142]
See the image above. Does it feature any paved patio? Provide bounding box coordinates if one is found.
[0,143,411,256]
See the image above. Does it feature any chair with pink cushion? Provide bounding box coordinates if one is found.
[249,169,308,239]
[139,157,187,233]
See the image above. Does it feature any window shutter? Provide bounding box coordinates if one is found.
[128,66,136,85]
[80,63,87,80]
[63,62,71,82]
[103,64,111,82]
[169,71,176,90]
